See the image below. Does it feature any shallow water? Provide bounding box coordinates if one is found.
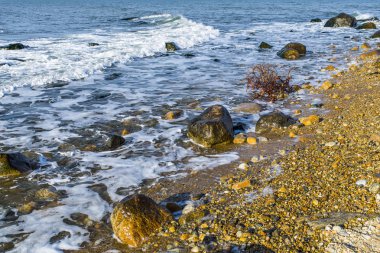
[0,0,379,252]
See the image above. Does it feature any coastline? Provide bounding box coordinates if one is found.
[73,48,380,251]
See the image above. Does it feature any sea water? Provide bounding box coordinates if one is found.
[0,0,379,252]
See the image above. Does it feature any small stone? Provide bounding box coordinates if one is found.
[168,226,176,233]
[182,202,196,215]
[247,137,257,145]
[332,226,342,233]
[121,129,129,135]
[312,199,319,206]
[325,141,336,147]
[259,42,273,49]
[251,156,259,163]
[293,109,302,115]
[18,202,37,215]
[369,183,380,194]
[356,179,367,186]
[324,65,336,71]
[233,134,246,144]
[164,110,183,120]
[232,180,251,190]
[289,131,297,138]
[299,115,320,126]
[166,202,182,213]
[238,163,249,170]
[257,136,268,142]
[351,46,359,51]
[278,149,286,156]
[180,234,190,240]
[191,246,200,252]
[278,187,287,193]
[361,43,371,51]
[321,80,333,90]
[236,231,243,238]
[35,188,58,200]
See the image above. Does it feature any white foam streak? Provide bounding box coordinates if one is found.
[0,15,219,97]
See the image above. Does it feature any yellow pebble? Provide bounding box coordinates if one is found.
[246,137,257,145]
[289,131,297,138]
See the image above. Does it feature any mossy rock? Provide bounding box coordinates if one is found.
[259,42,273,49]
[165,42,179,52]
[256,111,296,134]
[188,105,233,147]
[357,22,377,30]
[324,13,357,27]
[88,42,100,47]
[111,194,172,247]
[0,153,36,177]
[370,30,380,39]
[277,42,306,60]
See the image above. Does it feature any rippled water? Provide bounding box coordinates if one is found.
[0,0,379,252]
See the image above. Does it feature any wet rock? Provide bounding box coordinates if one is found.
[164,110,183,120]
[88,42,99,46]
[49,231,71,244]
[104,73,122,80]
[0,242,14,251]
[234,103,262,114]
[259,42,273,49]
[166,202,182,213]
[356,22,377,30]
[0,43,28,50]
[165,42,179,52]
[233,133,246,144]
[324,13,357,27]
[111,194,172,247]
[188,105,234,147]
[321,80,333,90]
[255,111,296,134]
[299,115,320,126]
[360,49,380,60]
[105,134,125,150]
[277,42,306,60]
[370,30,380,39]
[1,209,18,222]
[18,202,37,215]
[87,183,112,204]
[310,18,322,23]
[0,153,38,177]
[35,188,59,200]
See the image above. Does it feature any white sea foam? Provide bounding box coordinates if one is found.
[0,14,219,97]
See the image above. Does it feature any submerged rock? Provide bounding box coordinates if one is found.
[259,42,273,49]
[0,43,27,50]
[105,134,126,150]
[370,30,380,39]
[234,102,262,114]
[111,194,172,247]
[0,153,38,177]
[88,42,99,46]
[310,18,322,23]
[277,42,306,60]
[164,110,183,120]
[188,105,234,147]
[255,111,296,134]
[324,13,357,27]
[356,22,377,30]
[165,42,179,52]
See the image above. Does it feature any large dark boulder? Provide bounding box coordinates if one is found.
[357,22,377,30]
[0,43,27,50]
[111,194,172,247]
[0,153,38,177]
[324,13,357,28]
[255,111,296,134]
[277,42,306,60]
[188,105,234,147]
[370,30,380,39]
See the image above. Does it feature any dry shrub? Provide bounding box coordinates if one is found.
[247,64,293,102]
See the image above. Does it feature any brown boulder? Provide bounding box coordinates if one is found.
[111,194,172,247]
